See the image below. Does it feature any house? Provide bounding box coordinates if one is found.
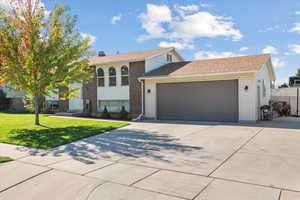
[140,54,275,122]
[62,47,275,123]
[289,76,300,87]
[59,47,184,119]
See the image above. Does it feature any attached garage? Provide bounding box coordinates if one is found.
[157,80,238,122]
[141,54,276,123]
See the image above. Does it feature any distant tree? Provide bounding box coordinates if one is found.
[0,0,92,125]
[297,68,300,77]
[278,83,289,88]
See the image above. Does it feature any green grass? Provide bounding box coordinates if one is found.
[0,157,12,163]
[0,113,129,149]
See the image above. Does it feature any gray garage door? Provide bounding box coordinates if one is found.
[157,80,239,122]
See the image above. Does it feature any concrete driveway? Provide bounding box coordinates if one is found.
[1,118,300,199]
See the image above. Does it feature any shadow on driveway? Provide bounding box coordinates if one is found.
[20,128,203,164]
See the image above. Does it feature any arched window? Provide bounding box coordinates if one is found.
[121,65,129,86]
[109,67,116,86]
[97,68,104,87]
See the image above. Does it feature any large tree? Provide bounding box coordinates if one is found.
[0,0,92,125]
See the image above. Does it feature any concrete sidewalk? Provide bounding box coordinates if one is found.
[1,120,300,199]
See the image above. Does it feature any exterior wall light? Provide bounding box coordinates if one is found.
[147,89,151,93]
[244,85,249,91]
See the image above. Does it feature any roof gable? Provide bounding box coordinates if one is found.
[88,47,175,65]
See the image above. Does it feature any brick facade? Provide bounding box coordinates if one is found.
[129,61,145,117]
[82,66,98,116]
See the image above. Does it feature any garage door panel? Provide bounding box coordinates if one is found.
[157,80,238,122]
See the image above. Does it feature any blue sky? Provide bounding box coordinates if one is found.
[44,0,300,86]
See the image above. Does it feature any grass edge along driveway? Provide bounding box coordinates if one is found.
[0,157,12,163]
[0,113,129,149]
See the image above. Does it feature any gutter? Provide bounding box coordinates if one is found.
[138,70,258,81]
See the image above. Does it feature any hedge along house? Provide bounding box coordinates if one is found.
[140,54,276,123]
[59,48,184,118]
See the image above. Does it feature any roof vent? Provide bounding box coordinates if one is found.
[98,51,106,57]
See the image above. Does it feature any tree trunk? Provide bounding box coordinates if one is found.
[34,96,40,126]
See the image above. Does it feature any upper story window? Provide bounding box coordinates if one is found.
[167,54,173,63]
[109,67,117,87]
[97,68,105,87]
[121,65,129,86]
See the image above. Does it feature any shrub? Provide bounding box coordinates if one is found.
[118,106,128,120]
[102,106,110,119]
[0,90,9,111]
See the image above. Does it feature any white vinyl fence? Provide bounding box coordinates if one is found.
[272,88,300,116]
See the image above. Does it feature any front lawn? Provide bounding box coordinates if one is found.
[0,113,129,149]
[0,157,12,163]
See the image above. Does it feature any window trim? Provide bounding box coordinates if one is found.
[109,67,117,87]
[97,68,105,87]
[121,65,129,86]
[167,54,173,62]
[98,99,130,113]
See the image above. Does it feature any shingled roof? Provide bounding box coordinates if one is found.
[143,54,271,78]
[88,47,174,65]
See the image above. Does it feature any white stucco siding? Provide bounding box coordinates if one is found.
[145,50,182,73]
[69,83,83,112]
[96,63,130,100]
[145,80,157,118]
[238,79,258,121]
[45,90,59,101]
[256,63,272,106]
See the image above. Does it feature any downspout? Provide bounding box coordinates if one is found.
[132,79,145,121]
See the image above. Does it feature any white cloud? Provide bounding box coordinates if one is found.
[177,5,199,12]
[80,32,96,45]
[159,41,194,50]
[272,57,286,68]
[289,44,300,54]
[138,4,243,43]
[138,4,172,41]
[194,51,243,60]
[174,4,200,16]
[296,11,300,15]
[290,23,300,34]
[111,15,122,24]
[262,46,278,54]
[171,12,243,41]
[239,47,249,51]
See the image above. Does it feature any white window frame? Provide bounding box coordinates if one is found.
[121,65,129,86]
[98,100,130,113]
[97,68,105,87]
[109,67,117,87]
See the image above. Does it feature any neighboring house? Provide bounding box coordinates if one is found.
[289,76,300,87]
[63,48,275,122]
[0,85,27,112]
